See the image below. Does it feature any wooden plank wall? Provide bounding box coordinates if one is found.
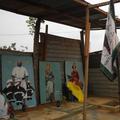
[40,33,83,82]
[89,52,119,98]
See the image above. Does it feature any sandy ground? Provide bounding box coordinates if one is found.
[12,97,120,120]
[64,109,120,120]
[15,102,82,120]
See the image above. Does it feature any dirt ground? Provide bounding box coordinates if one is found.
[12,97,120,120]
[14,102,82,120]
[64,109,120,120]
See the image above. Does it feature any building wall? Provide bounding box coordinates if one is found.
[40,33,83,83]
[89,51,119,98]
[0,35,83,104]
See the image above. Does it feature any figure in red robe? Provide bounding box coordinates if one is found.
[69,63,83,89]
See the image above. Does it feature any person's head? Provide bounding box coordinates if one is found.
[17,60,22,67]
[72,63,77,71]
[46,64,51,72]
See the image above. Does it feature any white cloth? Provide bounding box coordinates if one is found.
[12,66,28,99]
[0,94,9,119]
[14,78,27,99]
[46,81,54,97]
[21,80,27,99]
[12,66,28,80]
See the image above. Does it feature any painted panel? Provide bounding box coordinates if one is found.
[39,62,62,104]
[1,55,36,109]
[65,61,84,89]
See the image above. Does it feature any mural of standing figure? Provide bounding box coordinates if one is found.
[12,60,28,92]
[45,64,54,102]
[1,55,36,110]
[11,60,28,111]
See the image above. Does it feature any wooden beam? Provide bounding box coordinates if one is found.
[44,14,84,29]
[73,0,89,6]
[89,0,120,8]
[16,0,85,28]
[89,14,105,20]
[74,0,120,8]
[44,17,85,29]
[33,18,41,105]
[83,6,91,120]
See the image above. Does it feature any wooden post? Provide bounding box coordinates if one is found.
[83,6,91,120]
[45,24,48,34]
[80,30,85,74]
[42,25,48,60]
[33,18,41,105]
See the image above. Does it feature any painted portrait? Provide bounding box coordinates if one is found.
[1,54,36,110]
[39,62,62,104]
[65,61,84,90]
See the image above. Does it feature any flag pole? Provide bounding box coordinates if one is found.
[83,6,90,120]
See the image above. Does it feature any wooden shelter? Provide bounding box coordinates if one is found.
[1,0,120,120]
[0,0,120,29]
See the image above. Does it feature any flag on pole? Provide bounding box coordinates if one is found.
[100,0,120,81]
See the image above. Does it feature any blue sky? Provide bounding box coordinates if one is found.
[0,0,120,52]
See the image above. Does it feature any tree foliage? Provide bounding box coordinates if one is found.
[1,43,16,50]
[26,17,45,35]
[26,17,37,35]
[0,43,28,52]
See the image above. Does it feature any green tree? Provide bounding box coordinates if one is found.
[0,43,28,52]
[26,17,45,35]
[0,43,16,50]
[2,46,7,49]
[11,43,16,50]
[26,17,37,35]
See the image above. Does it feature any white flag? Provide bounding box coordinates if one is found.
[100,4,120,80]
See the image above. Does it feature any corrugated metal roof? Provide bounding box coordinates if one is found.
[0,0,120,30]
